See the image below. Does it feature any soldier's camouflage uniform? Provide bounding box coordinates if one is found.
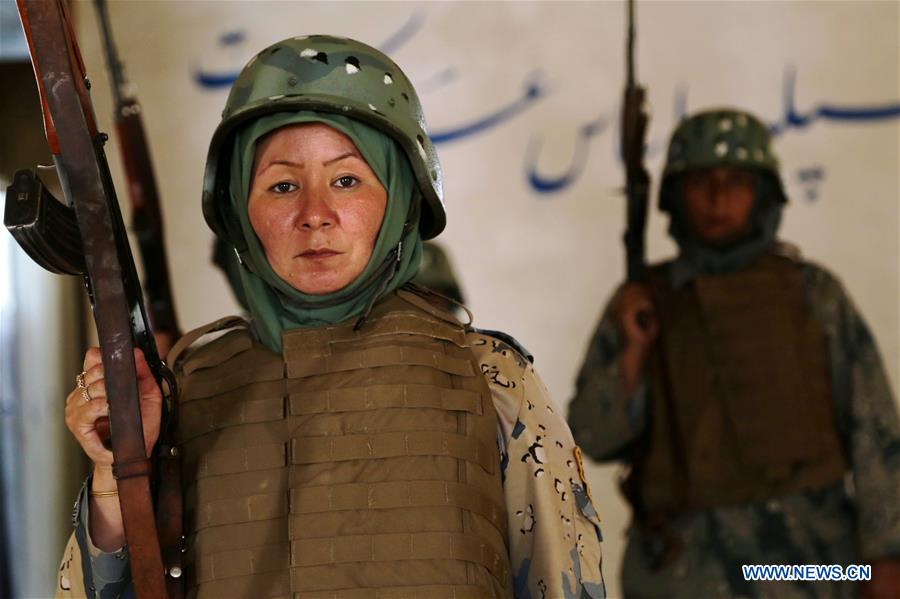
[570,253,900,597]
[569,108,900,598]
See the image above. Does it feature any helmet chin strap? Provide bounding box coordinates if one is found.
[353,197,419,331]
[354,239,403,331]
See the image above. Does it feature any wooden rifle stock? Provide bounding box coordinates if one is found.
[10,2,180,597]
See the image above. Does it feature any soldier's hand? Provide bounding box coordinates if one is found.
[614,282,659,352]
[65,347,163,468]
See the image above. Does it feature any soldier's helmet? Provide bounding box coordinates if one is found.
[659,108,787,212]
[202,35,446,248]
[413,242,465,305]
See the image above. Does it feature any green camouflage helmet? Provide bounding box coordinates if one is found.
[660,108,786,212]
[202,35,445,245]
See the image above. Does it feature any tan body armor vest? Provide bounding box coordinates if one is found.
[174,291,512,598]
[631,253,847,515]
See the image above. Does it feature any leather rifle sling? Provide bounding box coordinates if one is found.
[16,1,168,596]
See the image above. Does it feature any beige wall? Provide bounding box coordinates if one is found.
[0,61,88,599]
[64,1,899,596]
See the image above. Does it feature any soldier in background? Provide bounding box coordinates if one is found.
[413,241,467,316]
[568,108,900,597]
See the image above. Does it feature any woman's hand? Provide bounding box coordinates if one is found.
[614,283,660,400]
[65,347,163,465]
[64,347,163,551]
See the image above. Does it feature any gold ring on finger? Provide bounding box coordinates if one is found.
[76,371,92,404]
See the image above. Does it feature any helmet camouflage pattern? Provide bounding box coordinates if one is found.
[203,35,446,244]
[659,108,786,212]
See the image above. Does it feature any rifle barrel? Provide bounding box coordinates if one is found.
[626,0,636,87]
[94,0,127,109]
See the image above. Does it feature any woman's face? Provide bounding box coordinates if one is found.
[248,123,388,295]
[681,166,756,245]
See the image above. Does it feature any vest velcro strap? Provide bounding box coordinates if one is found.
[291,532,509,582]
[190,442,287,479]
[282,311,467,354]
[291,432,496,474]
[181,394,286,437]
[294,584,495,599]
[190,468,288,506]
[190,568,291,597]
[289,480,506,532]
[189,489,288,530]
[181,361,285,401]
[191,542,290,584]
[190,517,288,556]
[289,385,482,416]
[286,346,476,379]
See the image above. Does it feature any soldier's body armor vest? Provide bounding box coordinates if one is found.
[630,253,847,516]
[173,290,512,598]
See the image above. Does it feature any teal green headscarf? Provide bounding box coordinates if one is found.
[226,112,423,352]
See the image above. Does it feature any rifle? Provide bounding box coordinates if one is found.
[621,0,650,282]
[618,3,690,559]
[5,1,180,597]
[94,0,180,343]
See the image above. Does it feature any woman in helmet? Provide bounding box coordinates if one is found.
[59,36,605,599]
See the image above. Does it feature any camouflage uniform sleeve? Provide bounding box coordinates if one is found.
[566,290,648,462]
[57,532,87,598]
[57,477,133,599]
[468,331,606,599]
[805,263,900,559]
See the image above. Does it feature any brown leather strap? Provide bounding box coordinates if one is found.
[156,447,183,599]
[114,476,166,597]
[112,456,152,480]
[17,2,168,595]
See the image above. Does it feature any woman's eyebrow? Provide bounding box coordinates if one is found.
[258,151,360,174]
[258,159,302,174]
[323,151,359,166]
